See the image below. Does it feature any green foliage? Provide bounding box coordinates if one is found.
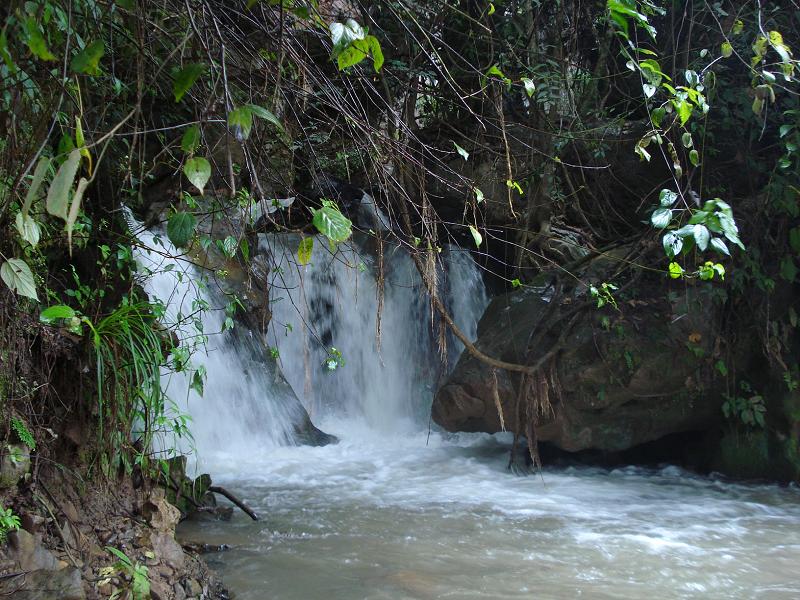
[71,40,105,75]
[312,200,352,243]
[723,381,766,429]
[330,19,384,73]
[182,158,211,195]
[0,258,37,300]
[172,63,206,103]
[10,418,35,450]
[297,236,314,265]
[589,282,619,310]
[102,546,150,600]
[0,506,21,544]
[167,211,197,249]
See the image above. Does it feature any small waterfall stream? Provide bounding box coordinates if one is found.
[264,234,488,433]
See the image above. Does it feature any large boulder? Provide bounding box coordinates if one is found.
[433,277,724,452]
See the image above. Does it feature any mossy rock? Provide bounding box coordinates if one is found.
[716,430,771,479]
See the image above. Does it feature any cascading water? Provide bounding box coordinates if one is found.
[263,233,488,434]
[132,222,313,465]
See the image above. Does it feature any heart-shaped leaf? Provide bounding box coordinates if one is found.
[183,157,211,195]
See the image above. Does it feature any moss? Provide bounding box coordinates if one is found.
[717,430,771,479]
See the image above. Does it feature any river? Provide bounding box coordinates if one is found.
[180,426,800,600]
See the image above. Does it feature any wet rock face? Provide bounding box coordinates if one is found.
[433,281,722,452]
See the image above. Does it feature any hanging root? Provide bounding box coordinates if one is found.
[507,359,559,474]
[492,368,506,432]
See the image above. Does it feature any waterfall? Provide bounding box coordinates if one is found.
[132,212,488,458]
[132,224,308,463]
[263,233,489,434]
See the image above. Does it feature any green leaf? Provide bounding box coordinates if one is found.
[511,278,521,288]
[71,40,104,75]
[181,126,201,154]
[668,261,684,279]
[221,236,237,258]
[22,157,50,216]
[659,189,677,207]
[681,132,693,148]
[721,41,733,58]
[663,232,683,258]
[1,258,38,301]
[66,177,90,252]
[23,18,55,61]
[474,188,484,203]
[453,142,469,161]
[246,104,284,131]
[167,211,197,248]
[693,224,710,251]
[40,305,77,323]
[228,106,254,139]
[689,149,700,166]
[468,225,482,247]
[0,30,17,73]
[651,107,666,127]
[651,207,672,229]
[710,237,730,256]
[677,100,693,125]
[172,63,206,102]
[521,77,536,97]
[312,202,352,242]
[15,213,40,247]
[47,149,81,221]
[183,157,211,195]
[297,236,314,265]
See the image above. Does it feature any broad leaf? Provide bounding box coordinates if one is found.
[22,157,50,216]
[668,262,684,279]
[15,213,41,247]
[23,18,55,61]
[297,237,314,265]
[662,232,683,258]
[167,211,197,248]
[659,189,677,207]
[183,157,211,195]
[172,63,205,102]
[66,177,90,253]
[650,207,672,229]
[47,150,81,221]
[71,40,104,75]
[710,237,730,256]
[1,258,38,301]
[521,77,536,97]
[469,225,482,247]
[312,201,352,242]
[228,106,254,139]
[246,104,284,132]
[454,142,469,161]
[40,305,77,323]
[181,126,201,154]
[693,224,710,251]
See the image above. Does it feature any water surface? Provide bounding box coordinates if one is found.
[180,426,800,600]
